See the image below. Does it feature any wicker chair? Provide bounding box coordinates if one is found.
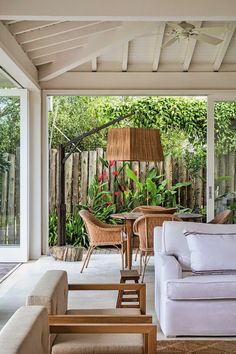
[79,210,126,273]
[208,209,233,224]
[133,214,181,282]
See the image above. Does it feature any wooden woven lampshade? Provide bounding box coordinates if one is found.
[105,127,164,161]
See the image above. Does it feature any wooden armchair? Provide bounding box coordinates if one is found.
[208,209,233,224]
[26,270,156,354]
[79,210,126,273]
[133,214,181,282]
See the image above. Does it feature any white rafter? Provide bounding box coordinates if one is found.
[39,22,157,81]
[8,21,61,34]
[121,41,129,71]
[21,21,121,52]
[213,23,236,71]
[16,21,101,44]
[92,57,97,71]
[152,22,165,72]
[183,21,202,72]
[33,54,57,66]
[28,37,88,59]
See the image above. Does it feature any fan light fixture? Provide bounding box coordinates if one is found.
[106,127,164,161]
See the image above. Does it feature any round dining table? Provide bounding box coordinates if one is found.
[110,212,142,270]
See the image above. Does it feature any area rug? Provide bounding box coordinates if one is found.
[0,263,20,283]
[156,340,236,353]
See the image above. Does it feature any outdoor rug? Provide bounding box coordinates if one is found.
[0,263,20,283]
[156,340,236,353]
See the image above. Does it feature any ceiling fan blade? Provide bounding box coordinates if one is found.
[167,22,183,31]
[162,37,178,48]
[196,33,223,45]
[196,26,227,34]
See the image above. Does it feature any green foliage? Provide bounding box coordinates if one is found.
[0,96,20,154]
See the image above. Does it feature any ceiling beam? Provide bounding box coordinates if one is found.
[40,71,236,91]
[28,37,87,59]
[22,22,121,52]
[1,0,236,20]
[0,21,39,89]
[8,21,60,34]
[152,22,165,72]
[213,23,236,71]
[121,41,129,71]
[16,21,100,44]
[39,22,158,81]
[33,54,57,66]
[183,21,202,72]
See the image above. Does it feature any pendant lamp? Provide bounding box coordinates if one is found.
[106,127,164,161]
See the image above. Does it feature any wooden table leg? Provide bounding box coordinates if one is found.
[126,220,133,270]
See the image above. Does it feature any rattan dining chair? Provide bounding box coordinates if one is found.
[79,210,126,273]
[208,209,233,224]
[133,214,181,282]
[132,205,177,214]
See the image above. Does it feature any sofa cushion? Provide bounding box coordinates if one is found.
[162,222,236,269]
[184,231,236,272]
[0,306,48,354]
[26,270,68,315]
[166,274,236,300]
[52,333,143,354]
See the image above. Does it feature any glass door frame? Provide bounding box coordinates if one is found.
[0,89,29,261]
[207,94,236,222]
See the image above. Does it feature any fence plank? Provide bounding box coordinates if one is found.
[88,151,97,188]
[72,152,80,210]
[65,154,73,213]
[80,151,88,204]
[49,149,57,211]
[7,154,15,243]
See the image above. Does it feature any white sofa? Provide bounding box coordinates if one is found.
[154,221,236,337]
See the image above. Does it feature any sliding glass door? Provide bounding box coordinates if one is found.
[208,96,236,223]
[0,89,28,261]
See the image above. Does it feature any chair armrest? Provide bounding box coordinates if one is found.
[49,314,152,324]
[68,283,146,314]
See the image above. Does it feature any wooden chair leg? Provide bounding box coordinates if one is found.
[85,246,95,268]
[139,252,143,277]
[141,253,148,283]
[80,246,92,273]
[134,248,139,261]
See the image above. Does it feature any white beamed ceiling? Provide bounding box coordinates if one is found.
[1,19,236,87]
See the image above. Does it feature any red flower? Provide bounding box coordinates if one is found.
[109,160,115,167]
[112,170,118,177]
[120,185,125,192]
[98,174,104,182]
[114,191,119,197]
[134,170,138,176]
[106,201,113,206]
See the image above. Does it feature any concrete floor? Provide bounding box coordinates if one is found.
[0,253,156,331]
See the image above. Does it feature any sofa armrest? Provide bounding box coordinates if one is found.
[158,254,182,283]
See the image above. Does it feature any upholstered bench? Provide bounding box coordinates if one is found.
[0,306,48,354]
[27,270,156,354]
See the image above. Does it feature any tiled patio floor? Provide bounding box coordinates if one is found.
[0,253,155,330]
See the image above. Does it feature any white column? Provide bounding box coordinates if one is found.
[28,89,42,259]
[207,97,215,222]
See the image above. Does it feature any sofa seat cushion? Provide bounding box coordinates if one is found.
[67,308,141,315]
[166,274,236,300]
[52,333,143,354]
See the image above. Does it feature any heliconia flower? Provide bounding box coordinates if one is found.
[98,174,104,182]
[120,185,125,192]
[134,170,138,176]
[114,191,119,197]
[112,171,118,177]
[106,201,113,206]
[109,160,115,167]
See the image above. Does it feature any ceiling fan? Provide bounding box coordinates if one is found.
[162,21,227,48]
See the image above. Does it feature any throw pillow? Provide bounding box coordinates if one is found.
[184,230,236,273]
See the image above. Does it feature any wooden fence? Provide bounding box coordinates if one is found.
[49,148,207,213]
[0,151,20,245]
